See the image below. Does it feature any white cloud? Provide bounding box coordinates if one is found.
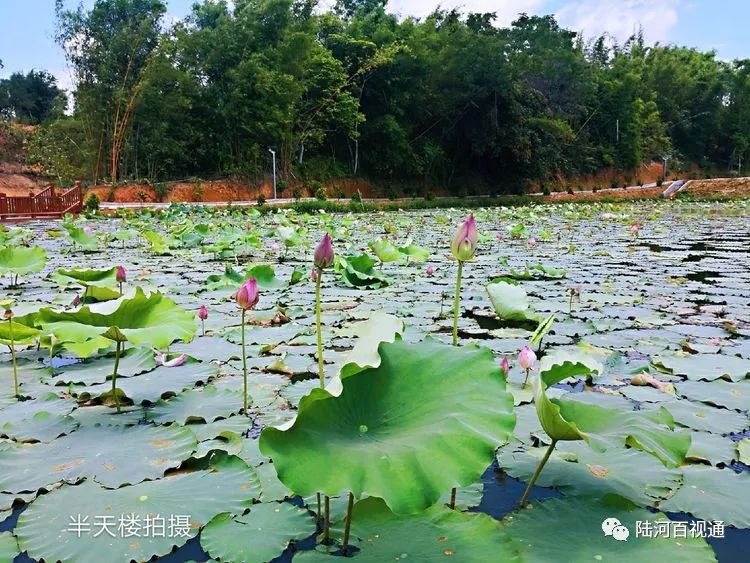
[556,0,680,44]
[386,0,547,26]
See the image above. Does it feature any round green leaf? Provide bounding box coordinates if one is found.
[0,245,46,276]
[201,503,315,563]
[260,340,515,514]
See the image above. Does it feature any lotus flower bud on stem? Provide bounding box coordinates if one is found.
[197,305,208,336]
[314,233,335,270]
[519,345,537,386]
[450,214,477,262]
[500,356,510,376]
[236,278,260,415]
[630,223,639,237]
[116,266,126,295]
[426,265,435,277]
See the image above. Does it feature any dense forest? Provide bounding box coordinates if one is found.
[2,0,750,194]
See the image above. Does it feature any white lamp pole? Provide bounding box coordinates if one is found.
[268,148,277,200]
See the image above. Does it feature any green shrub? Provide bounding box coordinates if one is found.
[541,183,551,196]
[292,187,303,201]
[257,193,267,205]
[336,189,346,199]
[315,187,327,201]
[136,190,148,203]
[351,190,363,203]
[425,190,436,201]
[656,177,664,187]
[566,187,574,195]
[154,182,171,202]
[84,193,100,213]
[192,183,204,202]
[106,188,116,202]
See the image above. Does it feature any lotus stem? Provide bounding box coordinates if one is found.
[201,319,205,337]
[241,308,248,415]
[118,281,123,296]
[323,494,331,544]
[452,260,463,346]
[316,493,322,529]
[519,439,558,506]
[523,368,530,387]
[315,267,324,388]
[7,318,18,397]
[342,491,355,554]
[569,293,573,313]
[448,487,457,510]
[111,340,122,413]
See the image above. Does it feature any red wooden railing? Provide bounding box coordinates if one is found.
[0,183,83,221]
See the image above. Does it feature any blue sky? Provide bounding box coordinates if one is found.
[1,0,748,92]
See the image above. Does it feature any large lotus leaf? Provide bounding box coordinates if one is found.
[201,503,315,563]
[498,442,681,506]
[532,379,690,467]
[487,280,533,321]
[676,379,750,411]
[65,226,99,251]
[0,317,40,346]
[369,239,401,262]
[503,497,716,562]
[1,411,78,443]
[53,266,118,288]
[148,385,245,424]
[0,245,46,276]
[72,359,219,404]
[646,399,750,434]
[0,532,18,563]
[555,395,690,467]
[38,287,197,351]
[687,432,736,465]
[16,453,259,563]
[0,424,196,492]
[335,254,389,289]
[660,465,750,528]
[247,264,286,288]
[260,340,515,514]
[398,242,430,262]
[653,353,750,382]
[0,393,76,425]
[310,496,519,561]
[53,347,157,385]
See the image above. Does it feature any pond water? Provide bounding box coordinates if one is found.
[0,200,748,562]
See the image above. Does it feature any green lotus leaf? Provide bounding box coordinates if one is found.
[659,465,750,528]
[0,423,196,492]
[487,280,533,321]
[202,503,315,563]
[532,379,690,467]
[0,317,40,346]
[498,442,682,507]
[338,312,404,379]
[38,287,196,352]
[369,239,401,262]
[644,398,750,434]
[53,347,157,385]
[652,353,750,382]
[686,432,736,465]
[148,385,246,424]
[260,339,515,514]
[539,348,603,387]
[676,378,750,411]
[335,254,389,289]
[247,264,286,288]
[65,225,99,251]
[0,531,18,563]
[53,266,119,288]
[309,496,519,561]
[739,439,750,465]
[529,313,555,349]
[143,230,178,254]
[0,245,46,277]
[398,242,430,262]
[16,453,259,563]
[503,497,716,562]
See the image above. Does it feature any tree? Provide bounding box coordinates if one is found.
[0,70,65,124]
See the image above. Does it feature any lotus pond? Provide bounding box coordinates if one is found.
[0,199,748,563]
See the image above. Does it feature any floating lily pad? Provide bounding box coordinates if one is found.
[202,503,315,563]
[148,385,245,424]
[16,453,259,563]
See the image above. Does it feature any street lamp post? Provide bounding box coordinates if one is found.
[268,148,277,200]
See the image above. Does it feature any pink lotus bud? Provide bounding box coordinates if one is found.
[156,353,188,367]
[311,268,318,282]
[630,223,639,236]
[83,226,93,235]
[518,345,537,371]
[71,294,82,307]
[116,266,126,283]
[450,214,477,261]
[500,356,510,376]
[235,278,259,310]
[271,242,281,252]
[197,305,208,321]
[527,237,537,248]
[426,265,435,276]
[314,233,335,269]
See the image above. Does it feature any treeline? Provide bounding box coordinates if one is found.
[7,0,750,193]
